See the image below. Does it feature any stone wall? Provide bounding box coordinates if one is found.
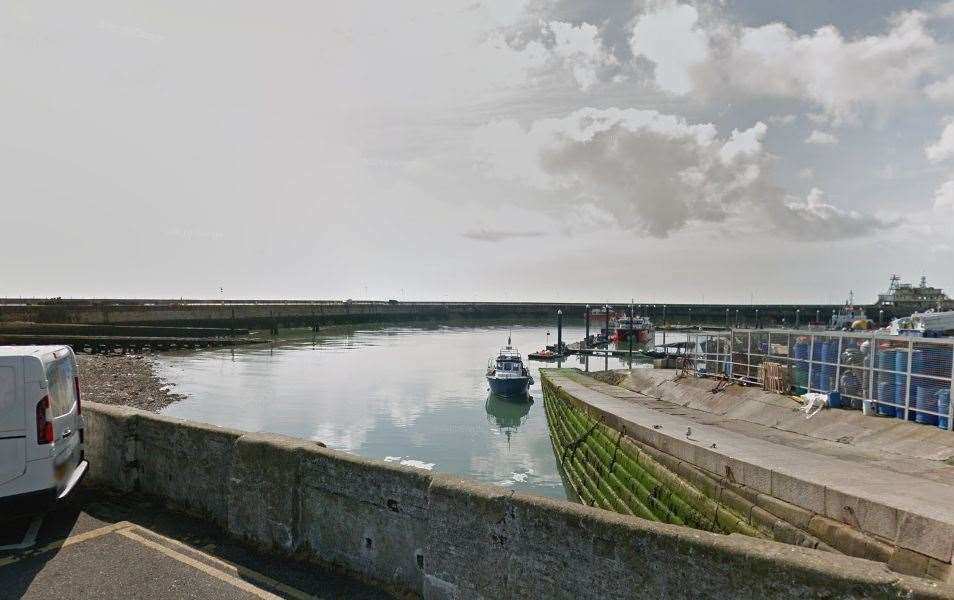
[82,401,954,599]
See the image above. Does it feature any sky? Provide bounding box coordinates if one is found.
[2,1,954,304]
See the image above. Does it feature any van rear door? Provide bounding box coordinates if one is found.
[0,357,26,485]
[46,351,81,483]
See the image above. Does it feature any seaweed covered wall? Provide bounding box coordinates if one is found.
[543,375,766,537]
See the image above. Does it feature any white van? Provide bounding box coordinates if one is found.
[0,345,87,513]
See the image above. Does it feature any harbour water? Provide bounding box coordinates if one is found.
[155,322,649,499]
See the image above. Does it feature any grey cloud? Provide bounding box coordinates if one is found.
[462,228,545,242]
[474,108,892,240]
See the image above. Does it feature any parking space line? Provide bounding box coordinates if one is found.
[0,516,43,552]
[117,527,317,600]
[124,526,320,600]
[0,520,133,567]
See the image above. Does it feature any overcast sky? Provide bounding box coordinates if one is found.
[2,1,954,304]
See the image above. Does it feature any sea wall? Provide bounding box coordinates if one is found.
[82,401,954,599]
[0,298,850,329]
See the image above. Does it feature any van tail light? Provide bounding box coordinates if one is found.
[74,375,82,415]
[36,396,54,444]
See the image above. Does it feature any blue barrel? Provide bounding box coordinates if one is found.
[915,386,940,426]
[877,381,897,417]
[895,350,908,417]
[877,351,896,417]
[939,389,951,430]
[828,391,842,409]
[819,341,835,391]
[793,341,809,391]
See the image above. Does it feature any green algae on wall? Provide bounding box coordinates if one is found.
[542,371,765,538]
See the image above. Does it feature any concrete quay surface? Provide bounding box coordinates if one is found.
[77,400,954,599]
[542,369,954,577]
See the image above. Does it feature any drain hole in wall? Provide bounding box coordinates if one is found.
[416,553,424,570]
[365,538,373,551]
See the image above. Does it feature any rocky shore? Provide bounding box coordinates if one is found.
[77,354,185,412]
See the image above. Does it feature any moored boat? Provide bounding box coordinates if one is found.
[486,337,533,397]
[613,314,655,343]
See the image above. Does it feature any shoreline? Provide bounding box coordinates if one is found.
[77,353,186,413]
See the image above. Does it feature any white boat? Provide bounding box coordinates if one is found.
[887,309,954,336]
[486,338,533,397]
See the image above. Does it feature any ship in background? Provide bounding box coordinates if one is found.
[876,274,954,313]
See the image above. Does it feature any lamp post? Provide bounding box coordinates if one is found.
[796,308,800,329]
[755,309,760,329]
[725,307,729,329]
[557,309,563,356]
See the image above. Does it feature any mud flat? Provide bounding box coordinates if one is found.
[77,354,185,412]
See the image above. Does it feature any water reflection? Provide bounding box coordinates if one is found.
[155,322,642,499]
[485,393,532,430]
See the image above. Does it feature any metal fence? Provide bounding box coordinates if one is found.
[682,328,954,431]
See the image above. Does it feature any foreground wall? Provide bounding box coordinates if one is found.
[83,402,954,599]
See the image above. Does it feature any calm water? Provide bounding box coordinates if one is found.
[155,322,645,499]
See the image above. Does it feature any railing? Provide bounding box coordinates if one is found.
[684,328,954,431]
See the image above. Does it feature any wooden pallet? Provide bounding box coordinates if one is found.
[759,361,792,395]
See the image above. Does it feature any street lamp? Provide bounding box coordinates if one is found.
[796,308,800,329]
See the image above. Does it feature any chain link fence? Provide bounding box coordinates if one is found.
[679,329,954,430]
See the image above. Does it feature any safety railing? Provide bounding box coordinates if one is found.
[683,328,954,431]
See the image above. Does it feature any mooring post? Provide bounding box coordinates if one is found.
[584,304,591,350]
[557,309,563,357]
[628,301,634,365]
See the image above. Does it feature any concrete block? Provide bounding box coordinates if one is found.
[82,402,139,492]
[227,432,315,551]
[298,445,430,593]
[896,513,954,564]
[770,471,826,514]
[137,412,242,526]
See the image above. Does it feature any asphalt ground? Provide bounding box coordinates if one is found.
[0,488,395,599]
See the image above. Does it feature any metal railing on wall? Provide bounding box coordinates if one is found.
[682,328,954,431]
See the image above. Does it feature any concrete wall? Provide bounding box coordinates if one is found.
[82,402,954,599]
[0,299,854,329]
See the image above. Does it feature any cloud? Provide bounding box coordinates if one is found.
[926,120,954,162]
[774,188,891,238]
[805,130,838,145]
[630,4,941,121]
[629,2,708,95]
[462,228,544,242]
[926,75,954,102]
[473,107,888,239]
[936,179,954,210]
[547,21,617,90]
[769,114,797,126]
[503,20,617,91]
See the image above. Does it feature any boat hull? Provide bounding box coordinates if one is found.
[613,328,655,343]
[487,376,531,397]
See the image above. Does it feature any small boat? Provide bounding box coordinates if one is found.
[486,337,533,397]
[528,349,560,361]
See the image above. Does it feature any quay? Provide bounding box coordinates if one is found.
[0,323,265,353]
[540,366,954,584]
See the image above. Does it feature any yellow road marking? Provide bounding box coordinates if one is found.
[119,528,319,600]
[0,521,133,567]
